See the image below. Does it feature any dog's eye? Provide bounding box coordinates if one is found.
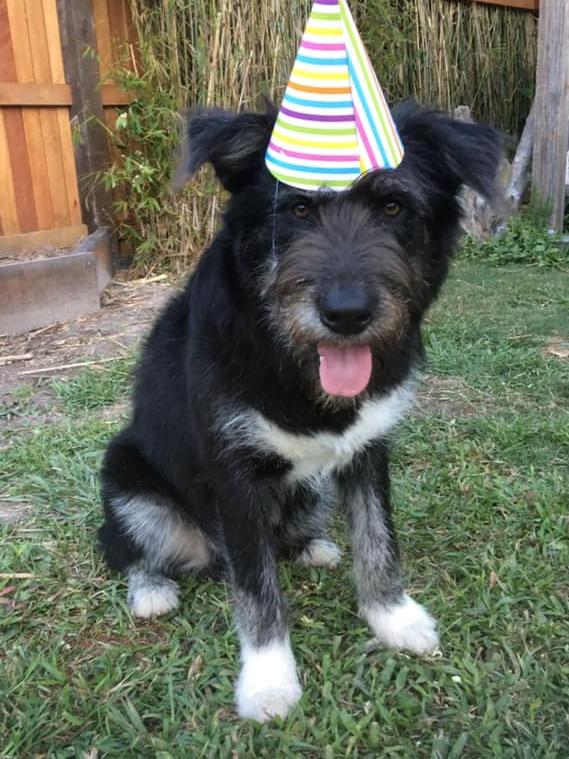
[291,201,311,220]
[383,201,402,218]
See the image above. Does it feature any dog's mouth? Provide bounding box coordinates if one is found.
[317,343,372,398]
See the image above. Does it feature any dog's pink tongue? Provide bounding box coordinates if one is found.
[318,343,373,397]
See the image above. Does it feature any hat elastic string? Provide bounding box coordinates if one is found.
[271,179,280,262]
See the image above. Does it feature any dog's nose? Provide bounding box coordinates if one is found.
[318,285,375,335]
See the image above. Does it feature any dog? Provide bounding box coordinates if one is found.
[98,101,501,722]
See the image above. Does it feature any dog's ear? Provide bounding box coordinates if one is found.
[172,106,276,193]
[394,101,502,200]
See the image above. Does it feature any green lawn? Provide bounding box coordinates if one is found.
[1,261,568,758]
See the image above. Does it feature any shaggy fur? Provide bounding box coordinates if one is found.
[99,101,501,722]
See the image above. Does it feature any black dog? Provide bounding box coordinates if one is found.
[99,102,501,722]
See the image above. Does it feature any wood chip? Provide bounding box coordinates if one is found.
[549,347,569,359]
[544,338,569,360]
[0,353,33,365]
[18,356,126,377]
[187,655,204,679]
[0,572,35,579]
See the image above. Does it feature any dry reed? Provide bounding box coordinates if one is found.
[117,0,537,271]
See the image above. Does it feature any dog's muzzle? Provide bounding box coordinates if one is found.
[314,283,375,398]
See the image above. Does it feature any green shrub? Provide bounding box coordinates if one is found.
[97,71,189,271]
[461,213,568,269]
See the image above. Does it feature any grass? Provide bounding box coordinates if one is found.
[1,260,568,757]
[50,357,135,413]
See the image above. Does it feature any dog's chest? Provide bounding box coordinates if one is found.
[223,382,415,482]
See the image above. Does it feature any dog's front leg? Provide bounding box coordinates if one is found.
[216,482,302,722]
[338,443,439,655]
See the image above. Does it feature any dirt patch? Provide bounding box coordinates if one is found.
[0,273,176,431]
[544,337,569,361]
[0,500,32,524]
[418,375,483,417]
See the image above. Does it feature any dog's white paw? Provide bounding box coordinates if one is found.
[363,594,439,655]
[296,538,341,568]
[127,571,180,618]
[236,640,302,722]
[237,686,302,722]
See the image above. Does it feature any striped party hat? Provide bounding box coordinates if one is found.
[266,0,403,191]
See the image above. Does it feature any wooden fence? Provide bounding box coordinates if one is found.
[0,0,132,256]
[93,0,136,138]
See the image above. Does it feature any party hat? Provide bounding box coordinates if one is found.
[266,0,403,191]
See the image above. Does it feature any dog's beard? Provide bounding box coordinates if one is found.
[266,292,410,405]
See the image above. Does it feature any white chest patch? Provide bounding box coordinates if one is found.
[221,381,415,483]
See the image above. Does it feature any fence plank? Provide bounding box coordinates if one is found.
[93,0,113,79]
[119,0,131,39]
[2,2,52,231]
[46,0,82,227]
[107,0,128,69]
[100,83,132,106]
[24,0,52,83]
[0,1,38,233]
[22,109,54,229]
[56,107,83,226]
[6,0,55,233]
[43,0,65,82]
[3,109,38,233]
[0,0,14,81]
[40,113,70,228]
[23,0,71,229]
[5,0,33,81]
[0,112,19,235]
[0,82,72,105]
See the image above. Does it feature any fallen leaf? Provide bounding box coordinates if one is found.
[187,655,203,679]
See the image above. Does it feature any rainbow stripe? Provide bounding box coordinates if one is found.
[266,0,404,191]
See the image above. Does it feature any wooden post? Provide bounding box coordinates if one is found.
[56,0,113,233]
[508,100,535,210]
[532,0,569,231]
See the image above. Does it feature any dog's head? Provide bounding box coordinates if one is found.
[177,102,501,401]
